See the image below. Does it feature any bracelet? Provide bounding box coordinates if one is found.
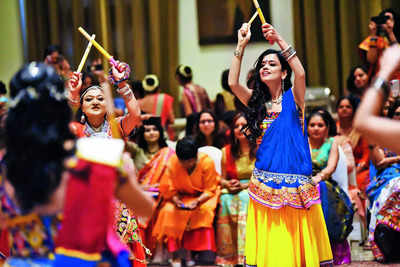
[234,49,242,58]
[108,63,131,86]
[116,85,133,99]
[281,45,296,61]
[371,77,390,98]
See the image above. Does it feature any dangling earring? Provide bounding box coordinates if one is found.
[81,114,86,124]
[281,79,285,92]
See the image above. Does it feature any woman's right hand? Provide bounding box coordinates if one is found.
[237,23,251,48]
[68,72,82,96]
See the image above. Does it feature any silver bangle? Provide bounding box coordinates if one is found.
[281,45,296,61]
[117,85,133,100]
[371,77,390,98]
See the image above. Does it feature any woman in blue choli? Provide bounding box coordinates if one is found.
[229,21,333,266]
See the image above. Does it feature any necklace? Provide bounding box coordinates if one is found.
[266,91,283,110]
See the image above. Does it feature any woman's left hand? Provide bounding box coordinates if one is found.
[261,23,281,44]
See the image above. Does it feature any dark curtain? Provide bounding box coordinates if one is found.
[293,0,400,97]
[23,0,179,103]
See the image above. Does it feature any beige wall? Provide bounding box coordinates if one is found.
[0,1,24,88]
[178,0,294,100]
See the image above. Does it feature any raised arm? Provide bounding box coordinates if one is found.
[262,23,306,109]
[66,72,82,108]
[228,23,253,106]
[110,62,141,136]
[354,45,400,154]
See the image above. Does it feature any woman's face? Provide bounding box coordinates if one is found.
[308,115,328,141]
[233,116,248,141]
[337,99,354,119]
[81,88,106,119]
[143,124,160,144]
[393,106,400,121]
[259,54,286,85]
[353,68,368,89]
[198,113,215,137]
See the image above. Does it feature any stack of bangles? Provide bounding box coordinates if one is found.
[116,85,133,100]
[281,45,296,61]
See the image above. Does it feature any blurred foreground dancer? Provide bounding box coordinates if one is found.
[0,62,153,266]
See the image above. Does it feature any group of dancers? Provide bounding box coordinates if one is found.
[1,5,400,267]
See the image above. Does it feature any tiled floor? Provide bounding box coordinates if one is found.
[149,242,400,266]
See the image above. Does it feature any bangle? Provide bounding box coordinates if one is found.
[281,45,296,61]
[116,85,133,99]
[234,49,242,58]
[371,77,390,98]
[108,63,132,86]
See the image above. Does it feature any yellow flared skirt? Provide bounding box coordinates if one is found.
[245,198,333,267]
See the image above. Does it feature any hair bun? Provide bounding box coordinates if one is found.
[142,74,159,92]
[178,65,192,78]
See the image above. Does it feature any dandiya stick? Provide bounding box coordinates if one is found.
[252,0,266,24]
[248,11,259,26]
[252,0,273,44]
[78,26,119,68]
[77,34,95,73]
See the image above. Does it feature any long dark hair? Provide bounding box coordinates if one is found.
[6,62,73,212]
[346,65,369,95]
[245,49,292,142]
[136,117,167,152]
[230,112,257,160]
[195,110,224,148]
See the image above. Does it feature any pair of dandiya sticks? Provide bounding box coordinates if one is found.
[74,0,268,136]
[75,26,122,139]
[75,0,268,72]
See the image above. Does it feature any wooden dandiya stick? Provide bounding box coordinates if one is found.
[252,0,274,44]
[252,0,266,24]
[77,34,95,73]
[78,26,119,69]
[248,11,259,26]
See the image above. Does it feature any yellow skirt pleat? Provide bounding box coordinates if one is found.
[245,198,332,267]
